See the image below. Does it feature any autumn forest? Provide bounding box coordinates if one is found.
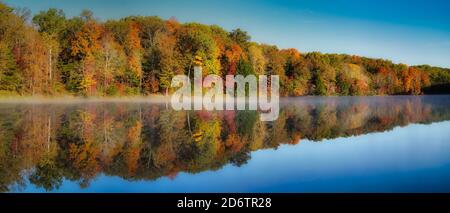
[1,2,449,97]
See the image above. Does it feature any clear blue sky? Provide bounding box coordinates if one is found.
[4,0,450,68]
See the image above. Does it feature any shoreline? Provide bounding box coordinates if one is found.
[0,94,448,104]
[0,95,170,104]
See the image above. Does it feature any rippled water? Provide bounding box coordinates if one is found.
[1,95,450,192]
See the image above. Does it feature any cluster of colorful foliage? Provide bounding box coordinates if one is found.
[1,3,449,96]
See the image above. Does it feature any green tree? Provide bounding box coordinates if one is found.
[237,58,254,76]
[0,41,21,92]
[177,23,221,75]
[229,28,250,48]
[314,72,327,95]
[32,8,66,36]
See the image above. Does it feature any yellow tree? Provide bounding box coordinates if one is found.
[154,20,183,95]
[248,44,266,76]
[402,67,430,95]
[71,21,103,95]
[41,33,60,93]
[18,27,49,95]
[98,32,126,95]
[124,21,143,93]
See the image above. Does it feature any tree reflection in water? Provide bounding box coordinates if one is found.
[0,96,449,192]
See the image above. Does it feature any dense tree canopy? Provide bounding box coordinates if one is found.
[0,2,449,96]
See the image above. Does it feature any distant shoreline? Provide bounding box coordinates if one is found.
[0,94,449,104]
[0,95,170,103]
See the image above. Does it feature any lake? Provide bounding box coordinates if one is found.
[1,95,450,192]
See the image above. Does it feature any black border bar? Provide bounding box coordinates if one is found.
[2,193,450,211]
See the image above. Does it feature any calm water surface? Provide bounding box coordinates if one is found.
[1,95,450,192]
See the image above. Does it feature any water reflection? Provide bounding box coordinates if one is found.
[0,96,450,192]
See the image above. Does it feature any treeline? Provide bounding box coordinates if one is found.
[1,2,450,97]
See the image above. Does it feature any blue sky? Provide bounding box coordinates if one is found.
[4,0,450,68]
